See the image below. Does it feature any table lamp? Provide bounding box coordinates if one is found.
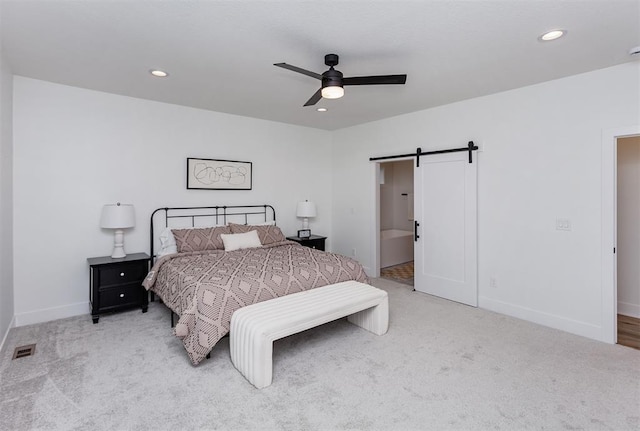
[296,200,317,230]
[100,203,135,258]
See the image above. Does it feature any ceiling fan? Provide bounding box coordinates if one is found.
[274,54,407,107]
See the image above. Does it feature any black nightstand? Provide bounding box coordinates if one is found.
[87,253,150,323]
[286,235,327,251]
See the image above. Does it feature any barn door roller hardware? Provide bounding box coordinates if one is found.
[369,141,478,167]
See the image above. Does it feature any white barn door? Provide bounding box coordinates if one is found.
[413,151,478,306]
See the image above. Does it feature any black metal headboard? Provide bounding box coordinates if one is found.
[150,205,276,259]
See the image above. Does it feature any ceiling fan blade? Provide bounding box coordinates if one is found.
[274,63,322,80]
[343,74,407,86]
[303,88,323,106]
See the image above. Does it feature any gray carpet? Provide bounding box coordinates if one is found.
[1,278,639,431]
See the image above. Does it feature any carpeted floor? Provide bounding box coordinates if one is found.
[1,278,639,431]
[380,261,414,287]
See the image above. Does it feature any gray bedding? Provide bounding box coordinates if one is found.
[143,241,369,365]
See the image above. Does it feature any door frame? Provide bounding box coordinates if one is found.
[601,125,640,344]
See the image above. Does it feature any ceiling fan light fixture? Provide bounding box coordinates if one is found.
[321,86,344,99]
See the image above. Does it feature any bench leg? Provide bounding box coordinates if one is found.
[230,317,274,389]
[249,338,274,389]
[347,296,389,335]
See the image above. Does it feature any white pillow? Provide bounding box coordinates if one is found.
[220,230,262,251]
[157,228,178,257]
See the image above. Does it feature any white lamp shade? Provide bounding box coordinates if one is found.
[100,203,135,229]
[296,201,317,218]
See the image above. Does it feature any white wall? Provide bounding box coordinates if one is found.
[390,160,413,232]
[617,136,640,318]
[13,77,332,325]
[379,160,413,232]
[0,3,16,352]
[379,163,394,231]
[332,62,640,342]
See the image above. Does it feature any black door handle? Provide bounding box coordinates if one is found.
[414,220,420,242]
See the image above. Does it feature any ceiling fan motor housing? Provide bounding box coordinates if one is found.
[322,67,343,89]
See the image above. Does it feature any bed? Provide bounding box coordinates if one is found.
[143,205,369,365]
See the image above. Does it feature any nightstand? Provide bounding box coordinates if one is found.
[286,235,327,251]
[87,253,150,323]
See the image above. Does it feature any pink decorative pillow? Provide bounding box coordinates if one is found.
[229,223,286,245]
[172,226,231,252]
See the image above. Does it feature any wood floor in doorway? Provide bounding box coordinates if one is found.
[380,261,414,287]
[618,314,640,350]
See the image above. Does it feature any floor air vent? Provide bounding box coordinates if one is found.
[12,344,36,359]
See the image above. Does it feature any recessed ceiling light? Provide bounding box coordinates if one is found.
[150,69,168,77]
[539,29,566,42]
[317,108,328,112]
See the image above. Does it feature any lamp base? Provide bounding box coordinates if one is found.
[301,218,309,229]
[111,229,127,259]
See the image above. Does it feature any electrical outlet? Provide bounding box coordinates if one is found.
[352,248,357,257]
[489,277,497,288]
[556,218,572,231]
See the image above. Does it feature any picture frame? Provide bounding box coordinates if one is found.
[186,158,252,190]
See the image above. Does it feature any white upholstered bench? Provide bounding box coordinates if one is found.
[229,281,389,389]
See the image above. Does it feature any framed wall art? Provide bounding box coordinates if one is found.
[186,158,253,190]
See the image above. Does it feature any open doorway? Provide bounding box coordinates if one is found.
[378,159,414,287]
[602,125,640,346]
[616,136,640,350]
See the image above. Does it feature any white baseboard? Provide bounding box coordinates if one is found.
[14,301,89,327]
[618,301,640,318]
[0,315,15,354]
[479,296,603,342]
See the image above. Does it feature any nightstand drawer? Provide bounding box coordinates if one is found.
[99,262,148,287]
[286,235,327,251]
[99,285,143,309]
[306,240,323,250]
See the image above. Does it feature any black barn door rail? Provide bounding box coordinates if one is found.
[369,141,478,166]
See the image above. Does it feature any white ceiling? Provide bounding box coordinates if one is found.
[1,0,638,130]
